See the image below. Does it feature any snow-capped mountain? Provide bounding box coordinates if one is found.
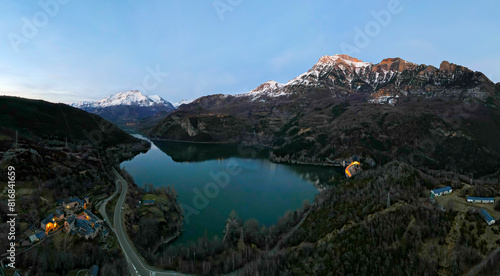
[173,99,195,108]
[72,90,175,128]
[231,54,491,104]
[72,90,174,109]
[148,54,500,176]
[234,54,382,101]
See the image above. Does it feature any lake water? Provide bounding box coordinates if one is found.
[121,135,340,245]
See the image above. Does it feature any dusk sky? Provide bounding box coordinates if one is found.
[1,0,499,104]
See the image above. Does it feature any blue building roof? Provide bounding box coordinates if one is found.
[41,214,54,224]
[35,232,46,239]
[78,228,87,235]
[89,265,99,276]
[75,218,98,237]
[468,196,495,201]
[143,200,155,204]
[67,215,76,224]
[431,186,452,194]
[66,197,84,206]
[480,209,495,222]
[75,218,91,228]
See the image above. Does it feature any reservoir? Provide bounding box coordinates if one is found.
[121,135,340,245]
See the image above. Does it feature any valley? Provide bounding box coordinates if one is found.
[3,2,500,275]
[2,55,499,276]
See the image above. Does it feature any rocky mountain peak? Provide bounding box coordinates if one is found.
[316,54,372,68]
[250,80,283,93]
[439,60,460,71]
[373,57,416,72]
[318,54,363,64]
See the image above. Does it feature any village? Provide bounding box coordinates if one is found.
[19,196,110,248]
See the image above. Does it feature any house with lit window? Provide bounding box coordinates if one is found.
[62,197,90,210]
[40,214,57,232]
[84,209,103,224]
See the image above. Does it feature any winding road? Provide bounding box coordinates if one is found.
[100,167,189,276]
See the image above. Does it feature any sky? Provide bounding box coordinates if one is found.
[0,0,499,104]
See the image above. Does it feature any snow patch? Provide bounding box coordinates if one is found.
[173,99,195,108]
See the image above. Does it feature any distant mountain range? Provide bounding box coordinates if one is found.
[147,54,500,176]
[72,90,175,129]
[229,54,494,103]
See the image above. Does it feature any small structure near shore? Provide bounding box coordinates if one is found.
[142,200,155,206]
[345,161,361,178]
[431,186,452,197]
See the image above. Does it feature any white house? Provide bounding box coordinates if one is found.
[467,197,495,204]
[431,186,453,197]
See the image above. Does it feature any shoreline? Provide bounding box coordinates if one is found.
[148,136,347,169]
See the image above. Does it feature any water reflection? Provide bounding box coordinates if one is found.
[122,136,341,244]
[153,140,341,188]
[153,140,268,162]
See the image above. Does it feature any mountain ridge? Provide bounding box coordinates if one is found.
[227,54,496,103]
[72,90,176,129]
[71,90,174,109]
[148,54,500,176]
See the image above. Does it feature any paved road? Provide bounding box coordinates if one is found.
[104,167,189,276]
[98,175,120,232]
[269,208,311,256]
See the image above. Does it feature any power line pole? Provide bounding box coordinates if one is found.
[387,191,390,209]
